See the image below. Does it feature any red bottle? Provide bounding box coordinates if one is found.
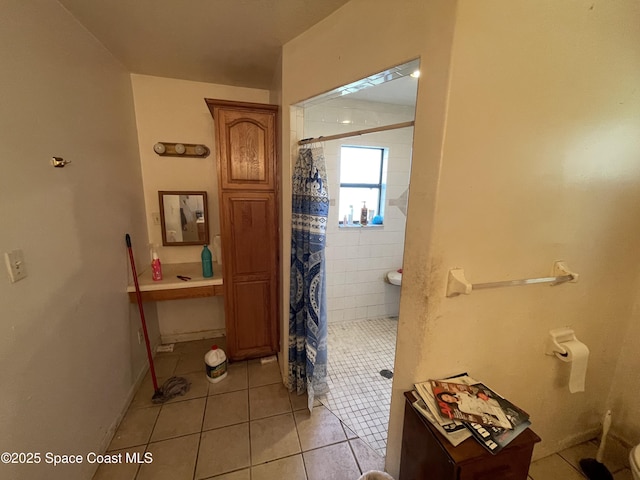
[151,252,162,281]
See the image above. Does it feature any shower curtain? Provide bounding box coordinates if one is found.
[289,146,329,411]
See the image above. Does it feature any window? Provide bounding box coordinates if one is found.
[339,146,386,225]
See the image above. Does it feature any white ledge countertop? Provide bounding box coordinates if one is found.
[127,262,223,292]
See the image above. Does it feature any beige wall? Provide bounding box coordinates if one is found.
[0,1,151,479]
[130,75,270,341]
[421,0,640,459]
[282,0,640,476]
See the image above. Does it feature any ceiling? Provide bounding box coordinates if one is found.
[346,76,418,107]
[299,59,420,108]
[59,0,351,90]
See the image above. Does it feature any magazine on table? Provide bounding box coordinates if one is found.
[414,382,469,433]
[409,390,472,447]
[465,417,532,454]
[463,383,531,454]
[429,380,514,429]
[412,373,476,447]
[414,374,531,453]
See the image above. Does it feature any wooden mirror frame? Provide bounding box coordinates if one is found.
[158,191,210,246]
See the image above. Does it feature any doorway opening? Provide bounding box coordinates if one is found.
[293,59,419,457]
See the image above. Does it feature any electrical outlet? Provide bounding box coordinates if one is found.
[137,328,143,345]
[151,212,161,225]
[4,249,27,283]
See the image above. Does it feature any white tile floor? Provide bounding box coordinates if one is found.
[319,317,398,456]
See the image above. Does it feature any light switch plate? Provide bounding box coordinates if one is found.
[5,249,27,283]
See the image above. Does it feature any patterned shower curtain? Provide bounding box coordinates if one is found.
[289,146,329,410]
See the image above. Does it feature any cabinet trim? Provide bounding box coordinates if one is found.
[205,98,279,115]
[208,99,281,361]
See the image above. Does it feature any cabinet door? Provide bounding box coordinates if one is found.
[459,447,533,480]
[214,107,276,191]
[220,192,279,360]
[399,399,456,480]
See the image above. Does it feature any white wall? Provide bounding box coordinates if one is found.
[0,1,151,479]
[130,75,270,341]
[282,0,640,477]
[303,99,414,322]
[608,295,640,445]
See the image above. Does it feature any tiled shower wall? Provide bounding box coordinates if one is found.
[302,98,414,323]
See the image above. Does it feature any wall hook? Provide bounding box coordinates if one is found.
[51,157,71,168]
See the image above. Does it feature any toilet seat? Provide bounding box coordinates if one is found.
[630,444,640,478]
[387,271,402,286]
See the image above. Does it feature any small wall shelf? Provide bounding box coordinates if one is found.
[127,262,222,302]
[446,261,578,297]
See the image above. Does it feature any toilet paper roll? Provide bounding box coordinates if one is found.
[555,340,590,393]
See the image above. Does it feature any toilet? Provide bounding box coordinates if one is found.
[631,444,640,479]
[386,269,402,286]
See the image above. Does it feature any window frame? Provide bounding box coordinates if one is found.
[339,145,386,225]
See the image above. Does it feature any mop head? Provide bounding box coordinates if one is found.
[579,458,613,480]
[151,376,191,404]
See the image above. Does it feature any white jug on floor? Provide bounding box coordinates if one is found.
[204,345,228,383]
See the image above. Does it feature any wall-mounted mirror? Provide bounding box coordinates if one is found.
[158,191,209,246]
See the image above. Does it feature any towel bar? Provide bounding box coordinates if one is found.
[446,261,578,297]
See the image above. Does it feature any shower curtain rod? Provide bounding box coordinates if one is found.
[297,121,415,146]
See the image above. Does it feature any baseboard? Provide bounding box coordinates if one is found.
[607,432,632,469]
[161,328,226,344]
[532,428,601,461]
[531,428,633,469]
[610,431,633,450]
[96,334,162,457]
[95,361,149,456]
[559,428,602,451]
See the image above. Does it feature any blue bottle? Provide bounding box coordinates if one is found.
[201,245,213,278]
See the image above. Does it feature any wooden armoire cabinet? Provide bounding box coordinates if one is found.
[206,99,280,361]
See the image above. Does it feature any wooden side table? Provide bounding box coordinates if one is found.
[399,391,541,480]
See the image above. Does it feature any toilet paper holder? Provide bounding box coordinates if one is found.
[544,327,577,357]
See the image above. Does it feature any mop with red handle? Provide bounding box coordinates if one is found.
[126,234,190,403]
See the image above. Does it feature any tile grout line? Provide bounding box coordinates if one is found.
[346,437,364,475]
[134,386,166,480]
[243,364,253,478]
[562,454,588,478]
[191,376,209,480]
[146,348,203,479]
[291,409,308,480]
